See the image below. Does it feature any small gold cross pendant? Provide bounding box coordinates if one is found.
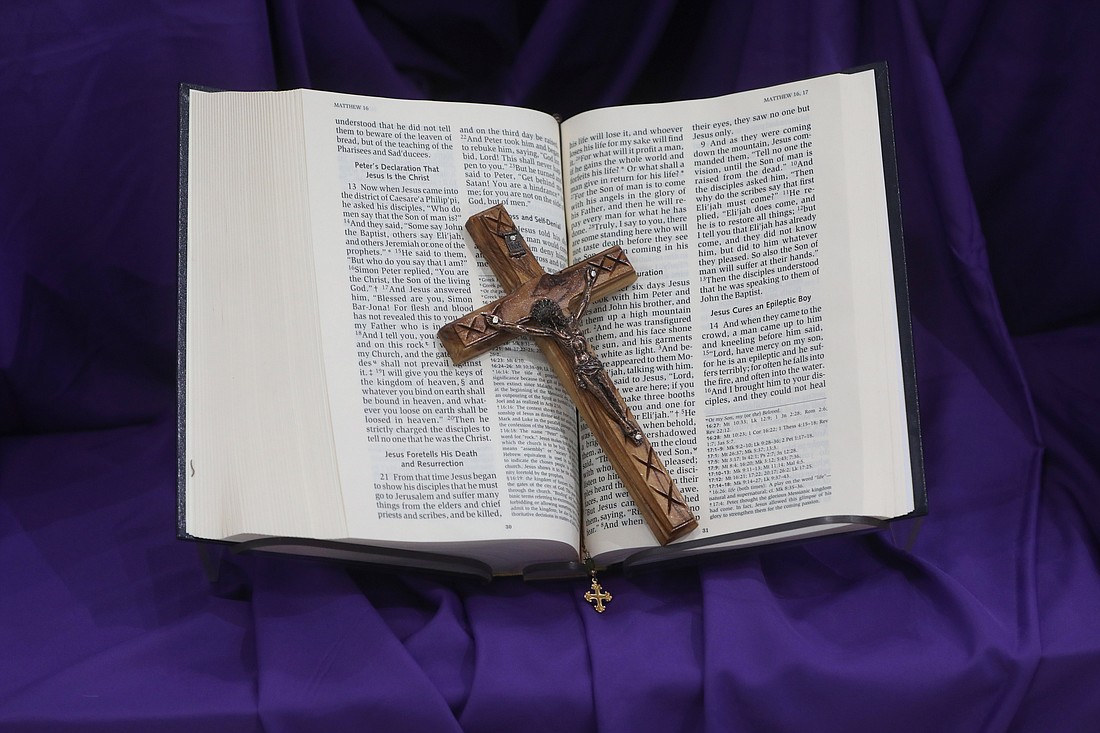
[584,576,612,613]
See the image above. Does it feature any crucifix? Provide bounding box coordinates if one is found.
[438,205,698,545]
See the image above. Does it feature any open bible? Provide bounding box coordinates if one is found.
[179,64,925,580]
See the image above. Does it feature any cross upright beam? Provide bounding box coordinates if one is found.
[438,205,698,545]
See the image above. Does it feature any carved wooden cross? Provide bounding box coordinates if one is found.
[438,205,698,545]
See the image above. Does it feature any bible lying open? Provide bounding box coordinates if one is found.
[178,63,925,580]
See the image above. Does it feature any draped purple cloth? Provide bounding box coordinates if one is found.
[2,2,1098,730]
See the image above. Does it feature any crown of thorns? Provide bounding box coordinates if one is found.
[530,298,569,328]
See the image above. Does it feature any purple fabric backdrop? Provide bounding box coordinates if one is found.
[2,1,1098,730]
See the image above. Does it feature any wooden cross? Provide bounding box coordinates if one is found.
[438,205,698,545]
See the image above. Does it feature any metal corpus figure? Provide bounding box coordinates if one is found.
[485,267,645,446]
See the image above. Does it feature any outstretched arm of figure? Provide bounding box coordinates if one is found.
[571,267,598,323]
[484,313,556,339]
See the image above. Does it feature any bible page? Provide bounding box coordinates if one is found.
[298,91,582,566]
[561,68,914,560]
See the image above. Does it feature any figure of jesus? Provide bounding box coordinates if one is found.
[485,267,645,446]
